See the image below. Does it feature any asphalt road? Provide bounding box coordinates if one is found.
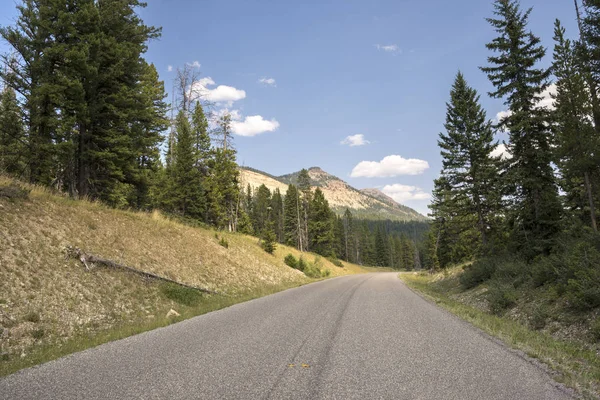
[1,273,573,399]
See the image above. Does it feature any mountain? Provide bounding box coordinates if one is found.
[240,167,427,222]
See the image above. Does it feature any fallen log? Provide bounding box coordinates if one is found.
[65,246,219,295]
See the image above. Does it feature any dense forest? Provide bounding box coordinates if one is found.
[0,0,425,270]
[426,0,600,311]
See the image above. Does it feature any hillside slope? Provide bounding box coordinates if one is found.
[0,177,364,375]
[241,166,426,222]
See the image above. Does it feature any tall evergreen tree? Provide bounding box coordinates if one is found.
[206,114,239,230]
[129,62,168,209]
[0,86,26,176]
[553,20,600,232]
[283,184,302,249]
[437,72,503,250]
[170,110,204,218]
[297,168,312,251]
[271,189,285,243]
[342,208,355,262]
[251,184,272,235]
[191,102,211,176]
[481,0,561,255]
[308,188,335,257]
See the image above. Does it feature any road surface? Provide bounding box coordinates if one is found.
[0,273,572,399]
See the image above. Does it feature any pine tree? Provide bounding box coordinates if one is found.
[342,208,354,262]
[0,86,26,176]
[553,20,600,232]
[261,222,277,254]
[297,168,312,251]
[0,0,68,186]
[481,0,562,254]
[437,72,503,251]
[191,102,211,176]
[171,110,204,219]
[251,184,272,235]
[129,62,168,209]
[283,184,302,249]
[206,114,239,230]
[308,188,335,257]
[374,227,389,267]
[271,189,285,243]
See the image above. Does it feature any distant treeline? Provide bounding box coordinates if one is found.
[243,177,427,269]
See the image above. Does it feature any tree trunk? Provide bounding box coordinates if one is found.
[584,170,598,233]
[77,123,89,198]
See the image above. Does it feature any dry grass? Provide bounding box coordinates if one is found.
[0,176,366,375]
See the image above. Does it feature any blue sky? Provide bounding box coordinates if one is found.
[0,0,579,214]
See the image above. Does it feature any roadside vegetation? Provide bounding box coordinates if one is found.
[411,1,600,398]
[401,268,600,399]
[0,176,365,376]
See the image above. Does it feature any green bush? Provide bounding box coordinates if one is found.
[492,258,528,288]
[327,257,344,268]
[219,237,229,249]
[563,240,600,311]
[303,264,322,278]
[531,256,563,288]
[297,257,308,272]
[160,284,203,307]
[321,268,331,277]
[284,254,298,269]
[487,283,517,315]
[460,259,496,289]
[530,307,548,330]
[31,328,45,339]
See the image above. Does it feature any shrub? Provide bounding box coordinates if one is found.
[284,254,298,269]
[327,257,344,268]
[0,183,30,200]
[297,257,308,272]
[460,259,496,289]
[563,240,600,310]
[260,230,277,254]
[303,264,322,278]
[31,328,45,339]
[530,307,548,330]
[492,259,528,288]
[160,284,202,307]
[219,237,229,249]
[321,268,331,277]
[487,283,517,315]
[24,311,40,323]
[591,318,600,342]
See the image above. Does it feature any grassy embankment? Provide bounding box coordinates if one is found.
[400,267,600,399]
[0,176,366,376]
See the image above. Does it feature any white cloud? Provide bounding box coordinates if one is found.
[188,61,201,69]
[375,44,401,53]
[537,83,557,110]
[167,65,173,72]
[350,155,429,178]
[231,115,280,137]
[341,134,370,147]
[191,77,246,105]
[494,83,557,125]
[382,184,431,203]
[491,143,513,160]
[259,77,276,87]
